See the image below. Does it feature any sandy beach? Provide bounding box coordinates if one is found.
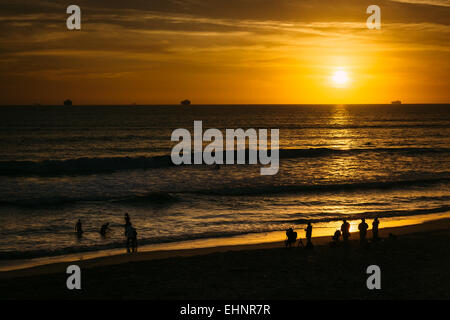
[1,218,449,299]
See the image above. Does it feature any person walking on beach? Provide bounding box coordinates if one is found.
[341,219,350,242]
[131,226,138,252]
[358,218,369,244]
[125,223,133,252]
[305,222,313,249]
[372,217,380,241]
[75,219,83,237]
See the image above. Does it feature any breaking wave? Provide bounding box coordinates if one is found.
[0,147,448,177]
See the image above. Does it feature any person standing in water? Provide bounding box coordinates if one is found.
[358,218,369,244]
[125,223,138,253]
[124,213,131,235]
[341,219,350,242]
[372,217,380,241]
[75,219,83,237]
[100,222,110,237]
[305,222,313,249]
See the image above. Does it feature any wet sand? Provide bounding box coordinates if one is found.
[1,218,449,299]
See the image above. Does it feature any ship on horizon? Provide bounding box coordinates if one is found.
[391,100,402,104]
[181,99,191,106]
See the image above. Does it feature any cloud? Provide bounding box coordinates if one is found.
[390,0,450,7]
[0,0,448,103]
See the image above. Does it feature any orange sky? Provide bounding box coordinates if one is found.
[0,0,449,105]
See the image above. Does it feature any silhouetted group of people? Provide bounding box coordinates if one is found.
[285,222,314,249]
[332,217,380,245]
[74,213,138,253]
[286,217,381,248]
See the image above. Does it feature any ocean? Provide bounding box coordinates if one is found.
[0,104,449,260]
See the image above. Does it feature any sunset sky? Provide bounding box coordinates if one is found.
[0,0,449,105]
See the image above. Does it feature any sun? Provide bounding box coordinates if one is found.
[332,70,349,86]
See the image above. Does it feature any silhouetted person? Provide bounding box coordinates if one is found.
[341,219,350,242]
[331,229,341,246]
[305,222,313,249]
[75,219,83,237]
[285,228,297,248]
[372,217,380,241]
[358,218,369,244]
[100,222,110,237]
[124,213,131,235]
[131,227,138,252]
[126,223,138,253]
[125,223,133,251]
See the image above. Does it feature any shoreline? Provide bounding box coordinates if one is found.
[1,217,449,299]
[1,215,449,280]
